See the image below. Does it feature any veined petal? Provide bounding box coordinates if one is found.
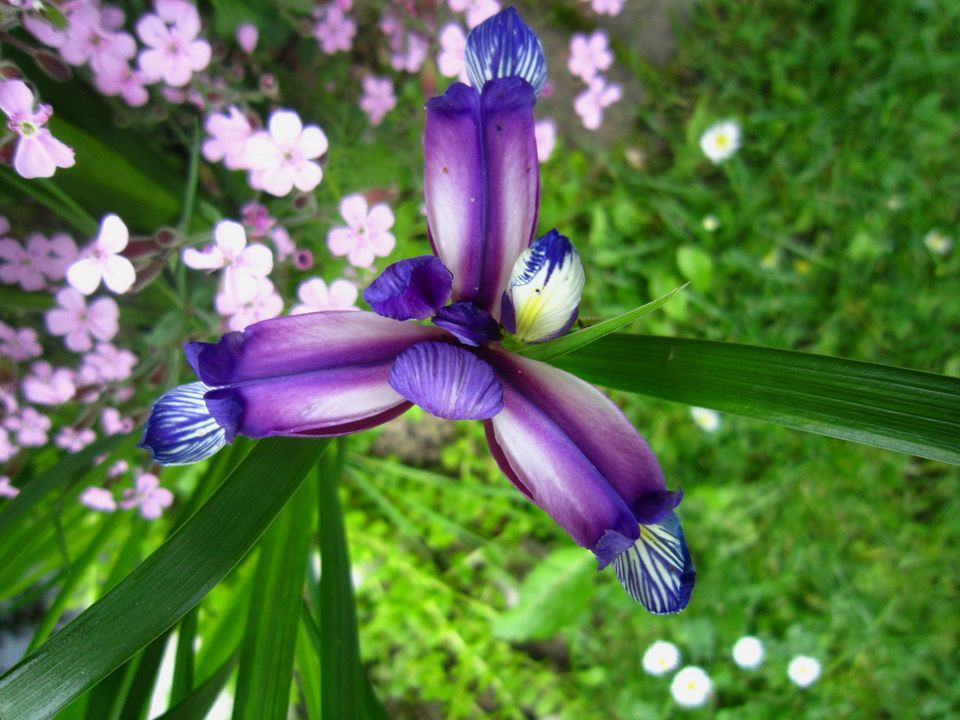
[501,229,584,343]
[432,301,501,346]
[390,341,503,420]
[138,382,227,465]
[613,513,696,614]
[362,256,453,321]
[465,7,547,96]
[187,311,444,387]
[424,83,484,304]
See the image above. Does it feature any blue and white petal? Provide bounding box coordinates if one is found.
[501,230,584,343]
[138,382,228,466]
[465,7,547,96]
[613,512,696,614]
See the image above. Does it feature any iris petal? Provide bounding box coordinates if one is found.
[613,512,696,614]
[138,382,227,466]
[465,7,547,96]
[363,256,453,321]
[433,301,502,346]
[390,341,503,420]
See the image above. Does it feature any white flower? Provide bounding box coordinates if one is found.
[923,229,952,256]
[670,666,712,708]
[699,119,741,164]
[702,215,719,232]
[690,407,720,432]
[641,640,680,676]
[731,636,764,669]
[787,655,821,688]
[66,215,136,295]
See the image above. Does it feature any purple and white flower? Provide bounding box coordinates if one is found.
[140,9,694,613]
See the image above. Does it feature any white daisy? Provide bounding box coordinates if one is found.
[670,665,712,707]
[690,407,721,432]
[787,655,822,688]
[642,640,680,676]
[699,119,741,164]
[923,229,952,256]
[731,636,764,669]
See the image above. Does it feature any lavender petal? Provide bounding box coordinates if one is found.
[433,301,502,346]
[363,256,453,321]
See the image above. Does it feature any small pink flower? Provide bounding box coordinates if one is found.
[0,475,18,499]
[67,214,136,294]
[77,342,138,385]
[0,429,16,463]
[313,4,356,55]
[293,248,313,270]
[93,63,150,107]
[0,323,42,362]
[55,426,96,452]
[269,227,296,261]
[0,80,75,179]
[107,458,129,477]
[40,233,80,281]
[437,24,469,82]
[101,407,134,435]
[448,0,501,29]
[245,110,328,197]
[586,0,624,15]
[0,233,47,290]
[568,31,613,82]
[59,3,137,77]
[389,31,428,74]
[120,473,174,519]
[22,361,77,405]
[235,22,258,53]
[80,486,117,512]
[137,0,212,87]
[4,407,51,447]
[359,76,397,127]
[215,277,283,331]
[241,203,276,239]
[202,106,253,170]
[574,76,622,130]
[291,278,359,315]
[0,385,17,414]
[535,118,557,163]
[327,194,396,268]
[46,287,119,352]
[183,220,273,302]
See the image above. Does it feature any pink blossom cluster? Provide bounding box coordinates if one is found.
[380,12,428,74]
[313,1,357,55]
[23,0,212,108]
[0,80,75,179]
[581,0,625,16]
[437,23,469,83]
[327,194,397,269]
[359,77,397,127]
[202,107,329,197]
[447,0,501,29]
[568,30,622,130]
[80,471,173,520]
[0,216,78,291]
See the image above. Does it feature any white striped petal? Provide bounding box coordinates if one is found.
[138,382,227,465]
[613,512,695,614]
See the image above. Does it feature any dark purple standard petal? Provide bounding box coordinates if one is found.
[433,301,502,346]
[363,256,453,321]
[389,341,503,420]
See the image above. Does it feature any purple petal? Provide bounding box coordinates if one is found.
[138,382,227,465]
[432,301,501,346]
[613,512,695,614]
[483,349,675,566]
[389,341,503,420]
[424,83,484,305]
[187,310,444,386]
[363,256,453,321]
[465,7,547,96]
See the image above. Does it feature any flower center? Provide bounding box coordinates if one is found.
[17,120,38,137]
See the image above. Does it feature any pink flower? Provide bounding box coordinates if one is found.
[79,486,117,512]
[535,118,557,163]
[215,277,283,331]
[67,214,136,294]
[93,63,150,107]
[313,4,356,55]
[235,22,258,53]
[39,233,80,281]
[202,106,253,170]
[448,0,501,29]
[0,233,47,290]
[22,361,77,405]
[55,426,96,452]
[437,23,469,82]
[568,31,613,82]
[183,220,273,302]
[120,473,174,519]
[101,407,134,435]
[574,76,622,130]
[587,0,624,15]
[45,287,119,352]
[77,343,138,385]
[0,476,18,499]
[327,194,396,268]
[0,80,75,179]
[0,323,42,362]
[245,110,328,197]
[59,3,137,77]
[269,227,296,261]
[137,0,212,87]
[107,459,129,477]
[359,76,396,127]
[0,385,17,414]
[389,31,428,74]
[4,407,51,446]
[0,429,16,463]
[291,277,359,315]
[241,202,276,239]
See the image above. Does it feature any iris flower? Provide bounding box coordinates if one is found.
[141,8,695,614]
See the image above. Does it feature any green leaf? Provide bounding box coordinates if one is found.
[552,334,960,465]
[0,437,327,719]
[517,286,686,362]
[154,653,237,720]
[492,547,595,641]
[232,476,314,720]
[676,245,714,290]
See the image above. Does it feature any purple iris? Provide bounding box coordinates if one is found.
[140,8,694,614]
